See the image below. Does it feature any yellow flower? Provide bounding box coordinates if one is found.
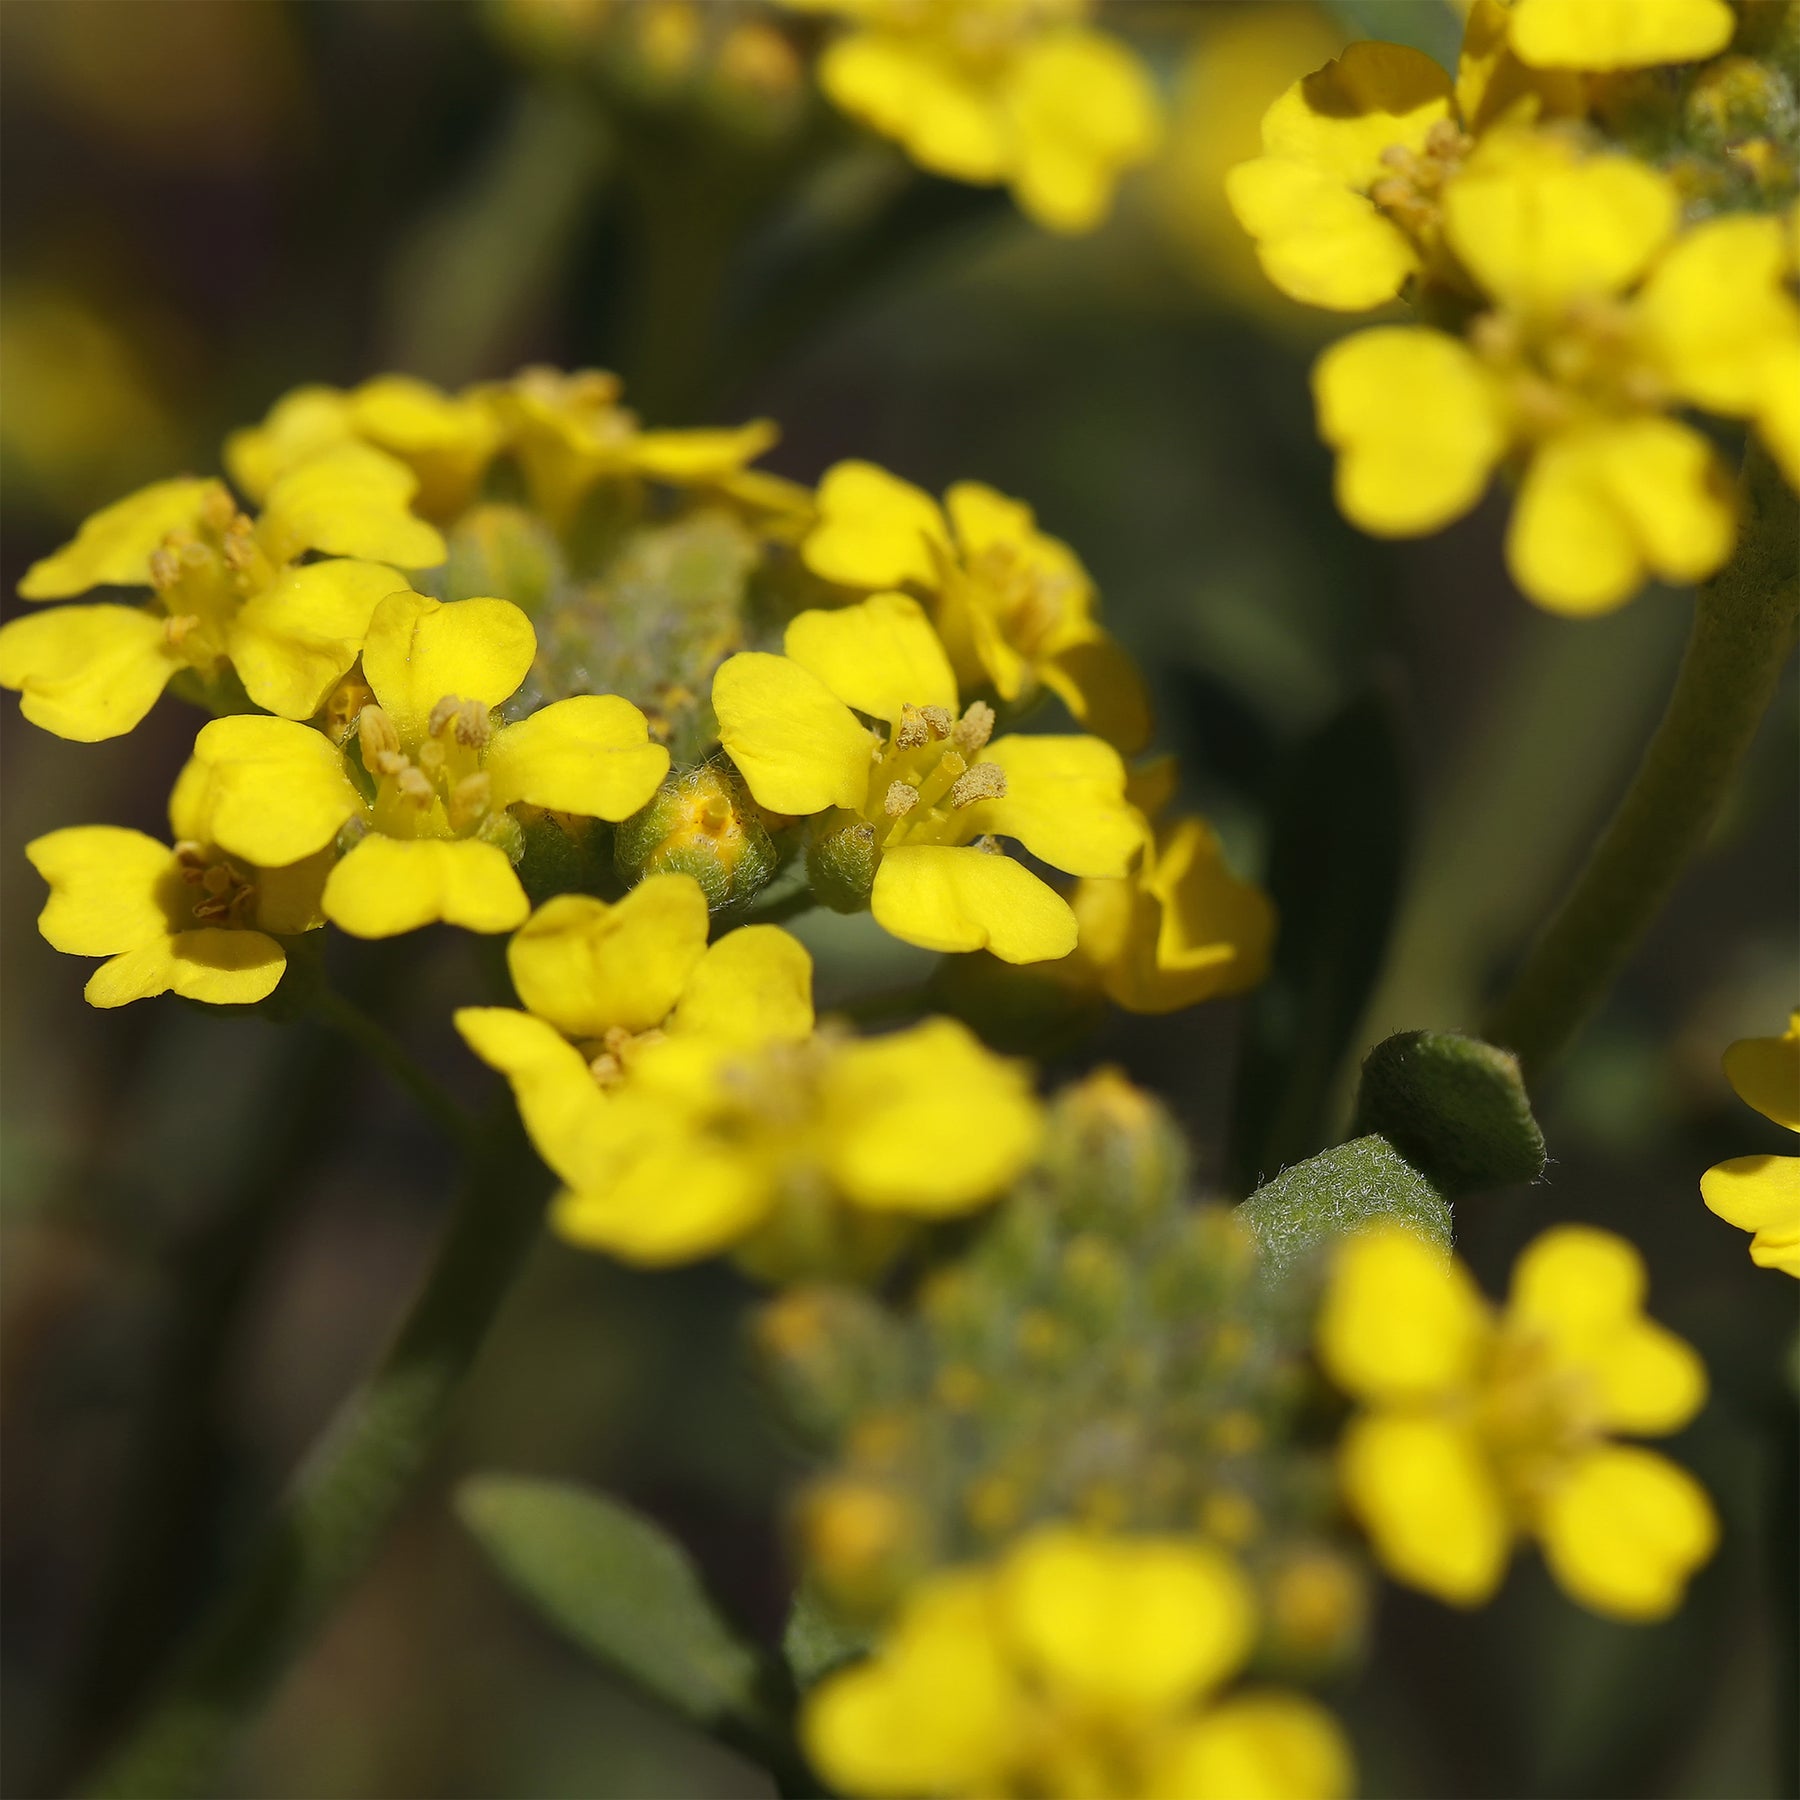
[454,872,814,1181]
[1505,0,1735,73]
[802,461,1151,751]
[787,0,1160,234]
[547,1014,1043,1267]
[1,455,444,741]
[1311,132,1798,613]
[1700,1011,1800,1276]
[1225,7,1584,314]
[1318,1224,1716,1620]
[1067,813,1275,1015]
[172,589,668,939]
[26,789,329,1009]
[802,1526,1352,1800]
[713,590,1142,963]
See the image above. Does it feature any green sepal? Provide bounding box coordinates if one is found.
[1352,1029,1545,1198]
[806,814,879,914]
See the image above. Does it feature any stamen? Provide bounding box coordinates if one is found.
[148,547,182,593]
[447,771,492,831]
[919,706,953,739]
[162,614,203,649]
[952,701,995,752]
[427,695,460,739]
[396,766,435,808]
[453,699,491,749]
[949,763,1006,808]
[359,704,401,765]
[199,485,238,534]
[895,706,931,750]
[884,781,920,818]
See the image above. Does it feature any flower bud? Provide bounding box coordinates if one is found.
[437,502,563,612]
[806,814,879,914]
[613,760,779,911]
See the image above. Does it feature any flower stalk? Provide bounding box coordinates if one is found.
[1485,440,1800,1080]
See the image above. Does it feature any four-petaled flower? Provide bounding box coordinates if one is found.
[1701,1011,1800,1277]
[715,591,1142,964]
[802,1526,1352,1800]
[1319,1223,1716,1620]
[171,589,669,939]
[802,460,1150,751]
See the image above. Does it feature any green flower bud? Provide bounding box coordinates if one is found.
[437,502,563,612]
[806,814,879,913]
[613,760,778,911]
[512,807,611,904]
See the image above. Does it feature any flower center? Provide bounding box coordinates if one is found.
[166,840,260,930]
[358,695,494,840]
[1470,299,1667,438]
[861,699,1007,850]
[147,483,275,673]
[578,1023,666,1089]
[1476,1328,1602,1512]
[962,543,1080,659]
[1369,118,1474,251]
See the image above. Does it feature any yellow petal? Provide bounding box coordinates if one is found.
[820,1016,1043,1213]
[820,34,1007,182]
[227,560,408,720]
[801,1571,1023,1798]
[1636,215,1800,417]
[253,848,332,937]
[872,845,1077,963]
[629,420,779,481]
[27,826,175,954]
[671,925,814,1044]
[998,1526,1256,1710]
[1258,40,1454,186]
[1226,159,1420,312]
[1722,1019,1800,1130]
[784,591,958,722]
[1508,1223,1644,1331]
[0,604,176,741]
[349,374,504,516]
[1339,1413,1512,1605]
[714,651,873,815]
[362,589,535,742]
[1536,1446,1717,1621]
[802,459,951,590]
[454,1005,611,1185]
[1153,1693,1355,1800]
[1454,0,1587,133]
[1509,0,1734,71]
[323,835,529,937]
[85,928,285,1009]
[507,878,711,1038]
[1446,133,1679,312]
[1506,419,1734,616]
[1317,1225,1490,1403]
[957,734,1141,879]
[1755,337,1800,494]
[257,443,446,569]
[17,476,216,598]
[1151,818,1275,993]
[225,385,356,501]
[1314,329,1506,535]
[184,715,363,865]
[1701,1155,1800,1277]
[485,695,669,819]
[1006,29,1162,234]
[1040,632,1153,755]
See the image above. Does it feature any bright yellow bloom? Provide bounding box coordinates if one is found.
[1505,0,1734,72]
[26,777,329,1009]
[1,457,443,741]
[548,1014,1043,1267]
[803,1526,1352,1800]
[1701,1011,1800,1276]
[787,0,1160,234]
[1225,8,1584,313]
[802,461,1150,751]
[172,589,668,939]
[714,591,1142,963]
[1312,132,1797,613]
[454,872,814,1180]
[1319,1224,1716,1620]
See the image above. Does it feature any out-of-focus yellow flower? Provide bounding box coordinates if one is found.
[548,1013,1043,1265]
[172,590,668,939]
[802,1525,1352,1800]
[802,461,1150,750]
[785,0,1160,234]
[1312,134,1800,613]
[26,796,328,1010]
[714,590,1142,963]
[1,458,444,741]
[454,872,814,1178]
[1319,1224,1716,1621]
[1701,1011,1800,1276]
[1067,813,1275,1015]
[1506,0,1735,72]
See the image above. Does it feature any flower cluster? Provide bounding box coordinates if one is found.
[1227,0,1800,612]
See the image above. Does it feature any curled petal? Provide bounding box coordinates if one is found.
[1258,40,1453,185]
[323,836,528,937]
[785,591,959,723]
[362,589,535,742]
[714,651,873,815]
[85,928,285,1009]
[454,1005,612,1186]
[1227,159,1420,312]
[18,476,216,599]
[258,442,446,569]
[958,734,1141,878]
[1702,1155,1800,1277]
[1721,1020,1800,1131]
[485,695,669,820]
[872,845,1077,963]
[228,560,408,721]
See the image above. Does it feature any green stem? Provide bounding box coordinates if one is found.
[1483,441,1799,1080]
[309,985,474,1154]
[77,1120,545,1800]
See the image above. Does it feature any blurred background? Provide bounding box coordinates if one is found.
[2,3,1793,1795]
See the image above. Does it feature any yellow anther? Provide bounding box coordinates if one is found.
[447,771,491,831]
[884,781,920,818]
[919,705,953,738]
[949,763,1005,808]
[895,706,932,750]
[358,704,401,765]
[199,484,237,534]
[396,766,435,808]
[148,547,182,593]
[417,738,447,779]
[162,613,203,649]
[952,700,995,752]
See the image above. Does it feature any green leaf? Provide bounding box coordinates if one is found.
[782,1584,873,1691]
[1236,1134,1451,1280]
[1227,686,1411,1192]
[456,1476,766,1729]
[1320,0,1463,70]
[1353,1030,1546,1198]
